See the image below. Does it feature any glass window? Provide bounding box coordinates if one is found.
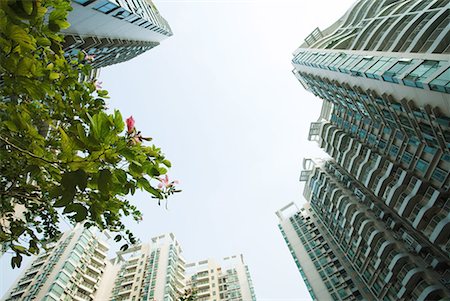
[350,56,374,76]
[429,67,450,93]
[402,152,413,164]
[403,60,441,88]
[338,55,360,74]
[382,59,413,83]
[365,57,395,79]
[48,283,64,297]
[432,168,447,182]
[328,54,348,71]
[113,8,132,19]
[415,159,429,173]
[63,262,75,274]
[93,0,118,14]
[72,0,95,5]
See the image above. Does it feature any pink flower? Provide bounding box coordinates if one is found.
[126,116,135,133]
[82,50,95,62]
[94,80,103,90]
[158,175,179,189]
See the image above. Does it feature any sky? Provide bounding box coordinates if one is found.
[0,0,356,300]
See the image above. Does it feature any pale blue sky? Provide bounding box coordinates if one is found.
[1,0,355,300]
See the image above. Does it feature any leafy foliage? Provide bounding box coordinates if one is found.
[0,0,179,267]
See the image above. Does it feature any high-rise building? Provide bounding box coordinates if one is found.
[185,255,256,301]
[2,229,257,301]
[280,0,450,300]
[103,233,186,301]
[63,0,173,68]
[2,224,110,301]
[2,230,185,301]
[277,202,364,301]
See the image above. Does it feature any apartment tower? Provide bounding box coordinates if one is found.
[186,255,256,301]
[279,0,450,300]
[63,0,173,68]
[2,224,110,301]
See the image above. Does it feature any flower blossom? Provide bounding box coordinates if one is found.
[94,80,103,90]
[82,50,95,62]
[126,116,135,133]
[158,175,179,189]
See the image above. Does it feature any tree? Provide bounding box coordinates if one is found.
[0,0,180,268]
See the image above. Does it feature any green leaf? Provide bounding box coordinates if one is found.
[120,244,129,252]
[114,234,122,242]
[162,160,172,168]
[11,245,27,253]
[98,169,112,195]
[3,120,18,132]
[73,169,88,191]
[59,127,75,160]
[36,37,51,47]
[8,24,36,50]
[113,110,124,132]
[11,255,23,268]
[49,72,60,80]
[64,204,88,222]
[20,0,34,15]
[53,189,75,207]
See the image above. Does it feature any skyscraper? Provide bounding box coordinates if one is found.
[279,0,450,300]
[63,0,173,68]
[101,233,186,301]
[2,229,257,301]
[186,255,256,301]
[2,230,185,301]
[2,224,110,301]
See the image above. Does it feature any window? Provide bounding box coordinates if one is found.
[415,159,429,173]
[432,168,447,182]
[365,57,395,79]
[338,55,360,74]
[48,283,64,297]
[113,8,132,19]
[93,0,119,14]
[382,59,414,83]
[350,56,374,76]
[403,60,441,88]
[72,0,95,5]
[429,67,450,93]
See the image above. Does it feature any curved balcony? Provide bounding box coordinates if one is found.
[373,162,395,196]
[340,139,357,169]
[397,179,423,217]
[368,160,390,192]
[416,285,445,301]
[397,268,424,299]
[320,123,334,148]
[385,253,409,283]
[382,170,408,205]
[335,194,347,212]
[412,188,441,229]
[374,240,395,270]
[362,154,382,187]
[352,147,370,177]
[429,212,450,244]
[342,199,356,220]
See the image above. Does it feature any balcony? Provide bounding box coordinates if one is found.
[382,170,408,206]
[73,291,91,301]
[371,162,393,193]
[78,282,95,294]
[428,211,450,244]
[396,179,423,217]
[87,263,102,275]
[397,267,423,298]
[83,272,99,284]
[411,188,441,229]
